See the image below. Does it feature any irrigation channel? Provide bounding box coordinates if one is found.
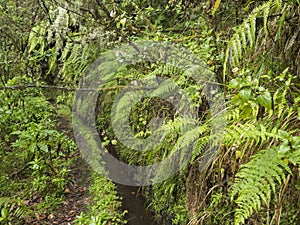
[116,184,159,225]
[103,146,159,225]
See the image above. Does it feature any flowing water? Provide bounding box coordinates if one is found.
[116,184,159,225]
[105,147,159,225]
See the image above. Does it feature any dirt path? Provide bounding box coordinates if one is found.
[47,157,91,224]
[29,107,158,225]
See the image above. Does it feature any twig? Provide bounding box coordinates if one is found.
[0,83,155,92]
[0,84,76,91]
[94,0,111,19]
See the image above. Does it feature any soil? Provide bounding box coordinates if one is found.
[31,157,92,225]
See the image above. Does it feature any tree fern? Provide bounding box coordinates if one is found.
[230,147,292,225]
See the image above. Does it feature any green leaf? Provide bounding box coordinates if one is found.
[257,91,272,109]
[11,130,22,135]
[239,88,252,101]
[228,79,239,89]
[29,142,37,153]
[39,143,49,152]
[240,105,253,119]
[48,52,57,72]
[278,130,290,140]
[291,136,300,148]
[278,143,290,153]
[1,208,8,220]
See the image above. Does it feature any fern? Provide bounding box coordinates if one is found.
[0,197,30,222]
[230,147,292,225]
[28,21,47,53]
[168,119,209,158]
[224,121,280,152]
[223,0,284,78]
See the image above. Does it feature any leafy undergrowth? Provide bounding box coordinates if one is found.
[1,0,300,225]
[74,173,127,225]
[0,76,126,224]
[0,76,76,224]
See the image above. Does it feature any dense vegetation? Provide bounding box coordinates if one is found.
[1,0,299,224]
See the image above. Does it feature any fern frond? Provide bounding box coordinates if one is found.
[148,64,182,79]
[263,6,270,36]
[223,0,281,78]
[274,4,287,41]
[28,22,48,53]
[224,122,276,148]
[150,79,179,98]
[0,197,30,222]
[171,123,209,155]
[230,147,291,225]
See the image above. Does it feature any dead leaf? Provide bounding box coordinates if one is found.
[48,214,55,219]
[64,188,71,193]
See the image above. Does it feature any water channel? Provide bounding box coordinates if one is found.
[116,184,159,225]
